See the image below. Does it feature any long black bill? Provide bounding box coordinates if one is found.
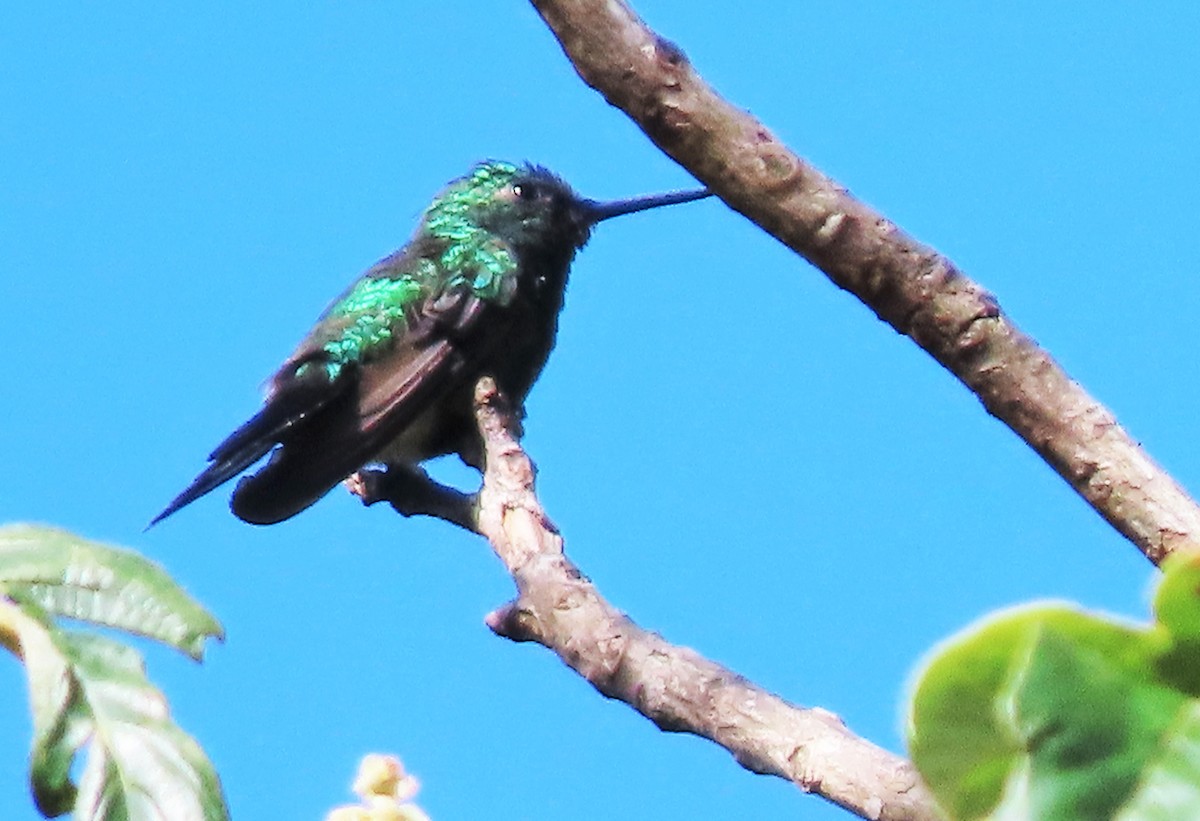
[578,188,712,224]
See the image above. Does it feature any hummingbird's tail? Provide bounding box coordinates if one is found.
[147,373,345,528]
[147,420,278,529]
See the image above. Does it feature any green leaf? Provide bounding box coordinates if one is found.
[9,598,228,820]
[907,557,1200,820]
[0,524,223,660]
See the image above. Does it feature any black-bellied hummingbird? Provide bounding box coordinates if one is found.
[151,161,710,526]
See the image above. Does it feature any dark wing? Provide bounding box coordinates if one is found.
[228,292,485,524]
[150,284,488,527]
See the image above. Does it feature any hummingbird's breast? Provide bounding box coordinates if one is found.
[491,245,573,395]
[373,246,574,471]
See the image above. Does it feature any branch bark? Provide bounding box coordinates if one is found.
[527,0,1200,566]
[468,377,941,821]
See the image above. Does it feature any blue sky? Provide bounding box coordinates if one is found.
[4,3,1199,819]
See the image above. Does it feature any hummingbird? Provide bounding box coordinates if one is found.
[151,160,710,526]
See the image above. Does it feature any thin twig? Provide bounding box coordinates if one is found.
[346,467,478,533]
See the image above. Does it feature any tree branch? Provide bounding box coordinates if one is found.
[347,466,478,533]
[468,377,941,821]
[527,0,1200,565]
[351,382,940,817]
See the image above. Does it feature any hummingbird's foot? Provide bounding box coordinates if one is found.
[345,465,479,533]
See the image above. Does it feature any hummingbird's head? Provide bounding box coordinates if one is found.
[425,161,711,257]
[420,161,710,303]
[424,161,593,255]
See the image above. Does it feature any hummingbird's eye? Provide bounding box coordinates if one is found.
[512,182,539,201]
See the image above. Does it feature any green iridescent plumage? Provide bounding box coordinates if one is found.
[315,277,424,380]
[151,161,710,527]
[313,162,525,381]
[426,161,521,302]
